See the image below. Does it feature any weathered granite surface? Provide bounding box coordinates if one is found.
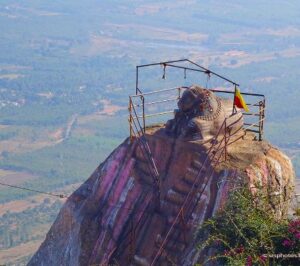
[28,131,295,266]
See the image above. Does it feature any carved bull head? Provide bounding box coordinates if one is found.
[178,89,200,112]
[178,86,211,113]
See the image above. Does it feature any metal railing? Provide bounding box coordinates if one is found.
[150,112,245,265]
[128,98,160,204]
[109,195,155,264]
[129,87,265,142]
[211,89,266,141]
[129,86,188,136]
[132,58,265,139]
[105,99,163,264]
[135,59,239,95]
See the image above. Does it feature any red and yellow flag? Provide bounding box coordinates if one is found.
[234,88,249,112]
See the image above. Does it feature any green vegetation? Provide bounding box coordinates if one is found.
[0,129,17,141]
[0,115,127,203]
[0,199,62,249]
[197,187,300,265]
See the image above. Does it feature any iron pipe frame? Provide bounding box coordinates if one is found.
[136,59,239,95]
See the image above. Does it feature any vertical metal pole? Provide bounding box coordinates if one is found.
[136,66,139,95]
[258,101,262,141]
[224,119,228,161]
[141,95,146,133]
[162,64,166,79]
[180,209,187,244]
[261,99,265,140]
[232,85,237,115]
[178,87,181,100]
[129,97,133,143]
[259,100,265,141]
[181,208,186,225]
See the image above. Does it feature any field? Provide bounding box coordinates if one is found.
[1,0,300,264]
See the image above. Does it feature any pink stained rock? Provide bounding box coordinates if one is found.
[28,130,295,266]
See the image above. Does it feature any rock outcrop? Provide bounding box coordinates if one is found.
[28,88,295,266]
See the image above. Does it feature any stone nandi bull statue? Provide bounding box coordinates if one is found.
[166,85,243,141]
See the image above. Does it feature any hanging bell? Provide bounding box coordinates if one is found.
[162,64,166,79]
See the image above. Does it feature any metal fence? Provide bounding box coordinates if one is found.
[129,86,265,141]
[211,89,266,141]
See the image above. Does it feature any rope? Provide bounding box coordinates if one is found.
[0,181,157,215]
[0,181,66,198]
[205,72,211,89]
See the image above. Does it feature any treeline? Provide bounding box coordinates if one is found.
[0,200,62,249]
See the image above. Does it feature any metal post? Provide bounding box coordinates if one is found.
[136,66,139,95]
[259,100,265,141]
[261,99,265,140]
[232,84,237,115]
[224,119,228,161]
[180,209,188,244]
[141,95,146,133]
[129,97,133,142]
[178,87,181,100]
[162,63,166,79]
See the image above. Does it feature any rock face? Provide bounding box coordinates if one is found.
[28,134,295,266]
[29,89,295,266]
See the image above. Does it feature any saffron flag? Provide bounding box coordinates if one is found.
[234,88,249,112]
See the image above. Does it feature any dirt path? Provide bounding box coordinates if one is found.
[55,114,78,144]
